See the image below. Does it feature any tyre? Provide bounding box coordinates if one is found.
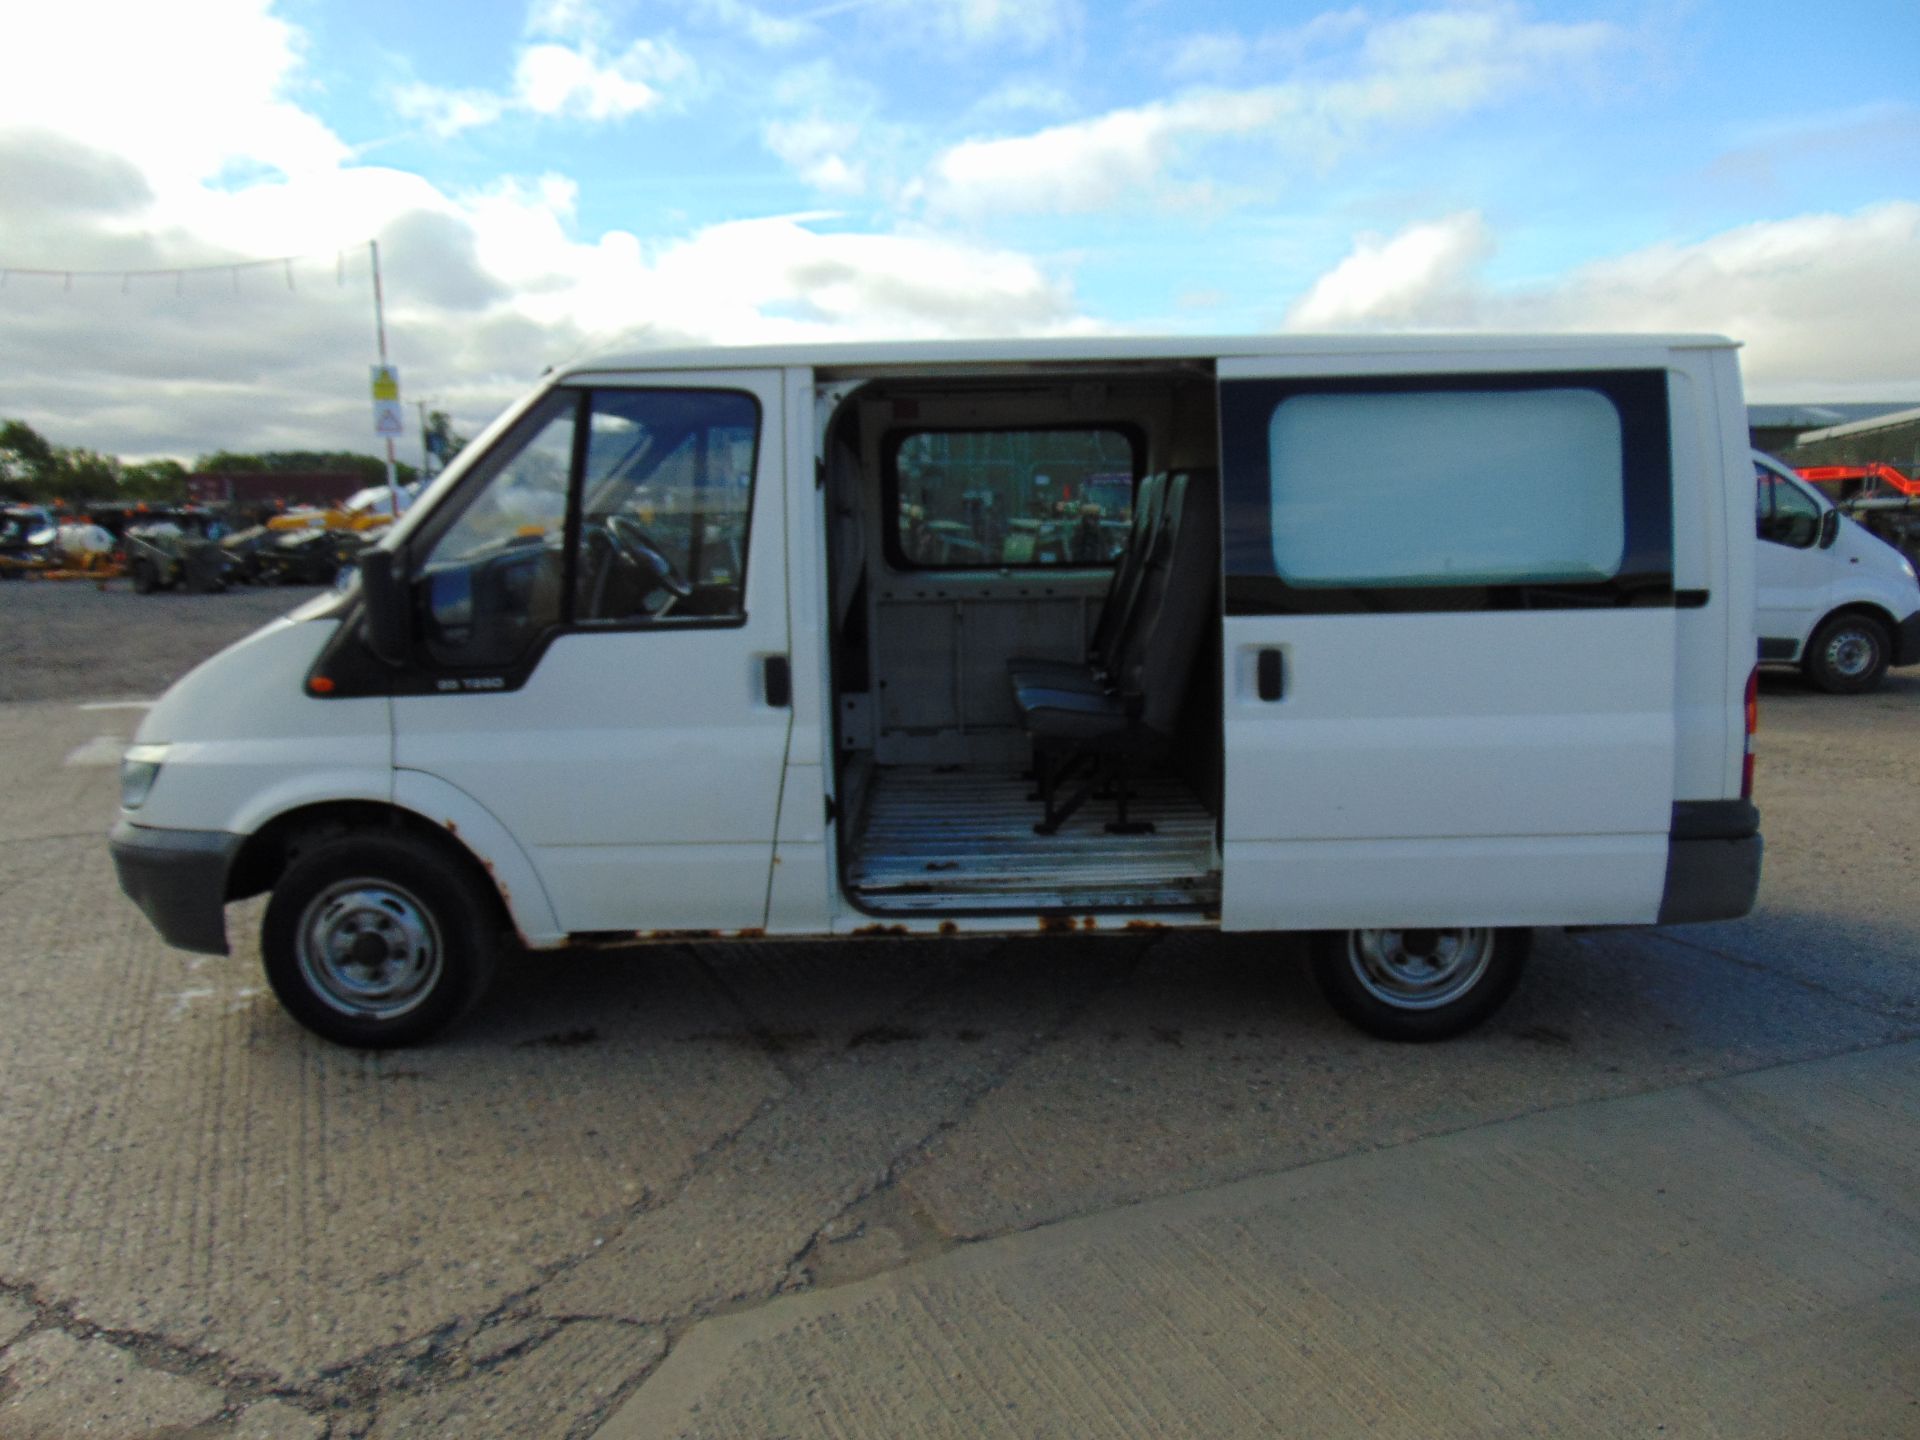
[261,832,501,1048]
[1803,613,1890,694]
[130,560,156,595]
[1310,927,1529,1042]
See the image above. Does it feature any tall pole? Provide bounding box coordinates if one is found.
[371,239,401,516]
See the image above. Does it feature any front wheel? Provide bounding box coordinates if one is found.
[261,832,501,1048]
[1803,613,1889,694]
[1310,927,1529,1041]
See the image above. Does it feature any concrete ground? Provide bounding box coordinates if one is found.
[0,582,1914,1437]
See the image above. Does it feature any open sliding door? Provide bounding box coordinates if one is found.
[1218,347,1680,931]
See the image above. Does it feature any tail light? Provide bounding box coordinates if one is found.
[1741,665,1758,799]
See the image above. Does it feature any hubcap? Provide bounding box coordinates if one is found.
[1825,629,1876,678]
[1346,928,1494,1010]
[295,878,443,1020]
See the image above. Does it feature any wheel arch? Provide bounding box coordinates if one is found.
[227,787,563,947]
[1815,600,1900,643]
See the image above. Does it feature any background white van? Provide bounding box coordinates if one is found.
[1753,450,1920,692]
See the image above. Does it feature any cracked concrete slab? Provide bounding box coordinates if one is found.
[0,1330,227,1438]
[0,1295,36,1350]
[601,1042,1920,1440]
[534,943,1128,1323]
[367,1321,664,1437]
[0,839,790,1379]
[225,1397,331,1439]
[892,921,1915,1239]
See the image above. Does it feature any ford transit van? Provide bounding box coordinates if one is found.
[1753,450,1920,692]
[110,335,1764,1046]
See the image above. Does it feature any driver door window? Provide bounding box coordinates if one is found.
[413,387,760,673]
[1756,468,1821,549]
[575,389,759,624]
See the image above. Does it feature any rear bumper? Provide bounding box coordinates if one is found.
[1893,610,1920,667]
[1657,800,1762,925]
[109,819,242,956]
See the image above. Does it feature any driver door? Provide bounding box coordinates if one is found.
[394,370,792,933]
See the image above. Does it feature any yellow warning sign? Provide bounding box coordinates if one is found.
[371,364,401,401]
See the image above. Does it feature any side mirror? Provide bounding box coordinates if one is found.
[359,545,412,667]
[1818,509,1841,549]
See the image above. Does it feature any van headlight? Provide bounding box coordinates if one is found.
[119,743,169,810]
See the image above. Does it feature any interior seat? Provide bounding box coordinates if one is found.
[1012,469,1219,834]
[1005,470,1168,698]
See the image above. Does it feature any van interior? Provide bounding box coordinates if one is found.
[818,359,1225,916]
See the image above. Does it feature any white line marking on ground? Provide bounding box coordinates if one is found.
[63,736,126,767]
[78,701,155,711]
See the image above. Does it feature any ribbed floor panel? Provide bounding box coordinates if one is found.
[846,767,1220,913]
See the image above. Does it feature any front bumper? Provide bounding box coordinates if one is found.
[1893,610,1920,668]
[109,819,243,956]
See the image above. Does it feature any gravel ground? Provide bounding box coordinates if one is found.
[0,580,323,703]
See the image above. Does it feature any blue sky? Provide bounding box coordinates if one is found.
[1,0,1916,460]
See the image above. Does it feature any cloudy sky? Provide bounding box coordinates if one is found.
[2,0,1917,462]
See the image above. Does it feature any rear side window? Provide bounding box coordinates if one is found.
[886,427,1139,569]
[1220,371,1672,613]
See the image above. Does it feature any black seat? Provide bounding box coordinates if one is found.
[1005,470,1168,698]
[1013,469,1218,834]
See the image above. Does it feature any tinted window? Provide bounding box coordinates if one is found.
[576,389,759,623]
[1219,370,1672,614]
[1266,389,1625,587]
[413,387,760,672]
[1755,468,1821,549]
[890,428,1137,568]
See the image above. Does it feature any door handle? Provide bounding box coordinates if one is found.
[763,655,792,708]
[1256,648,1284,702]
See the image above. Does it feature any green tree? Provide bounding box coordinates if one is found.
[191,449,419,488]
[0,420,56,501]
[425,410,466,473]
[120,458,189,503]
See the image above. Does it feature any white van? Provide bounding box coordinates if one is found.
[110,335,1763,1047]
[1753,451,1920,692]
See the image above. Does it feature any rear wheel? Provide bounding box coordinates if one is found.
[1803,613,1889,694]
[261,832,501,1048]
[130,560,157,594]
[1310,927,1529,1041]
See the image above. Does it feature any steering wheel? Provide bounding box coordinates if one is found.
[602,513,692,609]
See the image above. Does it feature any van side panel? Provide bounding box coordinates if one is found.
[767,366,835,934]
[1217,345,1689,932]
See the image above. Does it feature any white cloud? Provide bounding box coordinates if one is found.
[915,0,1075,49]
[514,39,687,121]
[692,0,815,48]
[1283,203,1920,397]
[0,0,347,191]
[926,89,1291,217]
[1287,213,1494,328]
[923,2,1623,217]
[395,14,693,138]
[765,118,868,194]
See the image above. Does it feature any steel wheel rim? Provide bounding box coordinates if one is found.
[1825,629,1876,678]
[295,878,443,1020]
[1346,928,1494,1010]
